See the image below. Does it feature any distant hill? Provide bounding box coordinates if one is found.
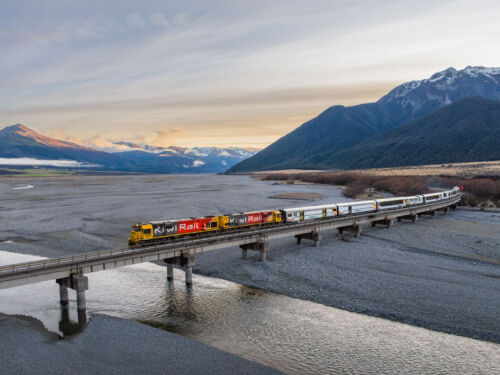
[229,66,500,172]
[0,124,131,169]
[332,97,500,168]
[0,124,256,173]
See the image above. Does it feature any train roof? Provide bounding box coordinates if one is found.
[282,203,337,212]
[336,200,377,206]
[375,197,407,202]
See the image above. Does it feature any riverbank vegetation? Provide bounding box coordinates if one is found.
[261,172,500,208]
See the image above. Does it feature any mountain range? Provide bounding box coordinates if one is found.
[229,66,500,172]
[0,124,256,173]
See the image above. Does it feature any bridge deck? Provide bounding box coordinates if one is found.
[0,196,460,290]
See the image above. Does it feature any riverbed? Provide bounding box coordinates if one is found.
[0,174,499,373]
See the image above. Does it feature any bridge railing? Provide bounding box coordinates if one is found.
[0,196,460,277]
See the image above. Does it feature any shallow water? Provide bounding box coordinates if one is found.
[0,250,499,374]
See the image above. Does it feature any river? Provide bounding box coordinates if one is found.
[0,250,498,375]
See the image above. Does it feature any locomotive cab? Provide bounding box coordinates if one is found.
[128,223,153,246]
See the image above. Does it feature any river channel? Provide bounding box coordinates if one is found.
[1,250,499,375]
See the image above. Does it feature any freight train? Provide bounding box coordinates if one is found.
[128,187,460,246]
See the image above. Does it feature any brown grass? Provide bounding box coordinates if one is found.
[262,172,429,197]
[262,171,500,207]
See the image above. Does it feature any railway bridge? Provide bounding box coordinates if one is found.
[0,196,461,311]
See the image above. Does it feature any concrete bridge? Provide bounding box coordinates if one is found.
[0,196,461,311]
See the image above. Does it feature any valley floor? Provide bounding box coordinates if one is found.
[0,174,498,374]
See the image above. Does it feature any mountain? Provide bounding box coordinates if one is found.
[229,66,500,172]
[0,124,256,173]
[0,124,132,169]
[332,97,500,168]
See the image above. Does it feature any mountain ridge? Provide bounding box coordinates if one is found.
[330,97,500,169]
[229,66,500,172]
[0,124,256,173]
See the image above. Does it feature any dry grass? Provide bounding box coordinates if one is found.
[262,172,429,198]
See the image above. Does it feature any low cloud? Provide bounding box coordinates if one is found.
[0,158,98,167]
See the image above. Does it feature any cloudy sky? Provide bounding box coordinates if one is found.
[1,0,499,148]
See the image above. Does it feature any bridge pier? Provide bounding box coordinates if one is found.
[59,284,69,305]
[181,255,195,286]
[56,274,89,311]
[399,214,418,223]
[165,258,175,281]
[421,210,436,218]
[295,231,323,246]
[240,240,269,261]
[338,225,361,238]
[443,207,450,215]
[371,219,393,228]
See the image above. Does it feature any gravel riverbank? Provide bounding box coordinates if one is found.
[0,313,282,375]
[194,208,500,343]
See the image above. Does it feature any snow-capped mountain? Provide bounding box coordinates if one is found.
[230,66,500,172]
[105,141,256,159]
[377,66,500,126]
[0,124,257,173]
[111,144,257,172]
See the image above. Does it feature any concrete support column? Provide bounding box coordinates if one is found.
[313,232,323,246]
[431,210,436,218]
[412,214,418,223]
[371,221,376,227]
[72,274,89,311]
[386,219,394,228]
[165,258,175,281]
[182,255,195,286]
[444,207,450,215]
[295,235,302,245]
[397,217,402,222]
[240,240,269,262]
[76,290,86,311]
[59,284,69,305]
[259,241,269,262]
[354,225,361,237]
[338,227,345,234]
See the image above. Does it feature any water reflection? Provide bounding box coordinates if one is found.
[59,307,87,336]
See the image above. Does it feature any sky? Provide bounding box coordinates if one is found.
[1,0,500,149]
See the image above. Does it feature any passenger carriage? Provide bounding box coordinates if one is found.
[282,204,337,223]
[336,200,377,215]
[423,193,442,203]
[375,197,407,210]
[405,195,424,205]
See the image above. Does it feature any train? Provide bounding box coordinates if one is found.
[128,186,460,247]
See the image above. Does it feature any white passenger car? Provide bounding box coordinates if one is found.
[336,200,377,215]
[376,197,407,210]
[405,195,424,205]
[423,193,441,203]
[282,204,337,223]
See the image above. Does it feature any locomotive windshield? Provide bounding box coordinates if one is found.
[132,224,141,232]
